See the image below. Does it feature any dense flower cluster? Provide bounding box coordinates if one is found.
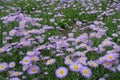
[0,0,120,80]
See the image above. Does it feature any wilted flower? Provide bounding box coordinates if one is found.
[87,60,98,67]
[9,71,23,77]
[64,58,73,65]
[46,58,56,65]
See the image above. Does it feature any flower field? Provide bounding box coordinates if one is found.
[0,0,120,80]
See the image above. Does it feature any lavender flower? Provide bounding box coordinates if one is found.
[69,63,83,72]
[27,65,40,75]
[0,62,8,72]
[55,67,68,79]
[80,66,92,78]
[9,62,16,68]
[20,56,31,65]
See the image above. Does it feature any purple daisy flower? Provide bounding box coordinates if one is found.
[30,55,39,62]
[26,51,35,56]
[77,57,88,63]
[9,62,16,68]
[102,39,113,47]
[0,62,8,72]
[105,53,119,61]
[80,66,92,78]
[27,65,40,75]
[98,57,105,63]
[20,56,31,65]
[69,63,83,72]
[103,61,112,68]
[55,67,68,79]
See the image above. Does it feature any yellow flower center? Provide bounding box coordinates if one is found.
[74,65,79,70]
[108,55,113,59]
[32,68,37,72]
[91,62,95,67]
[31,57,35,61]
[15,72,19,76]
[81,58,85,60]
[106,41,109,45]
[105,62,110,66]
[80,53,82,56]
[29,52,33,54]
[83,69,88,74]
[24,59,28,62]
[10,64,14,66]
[83,38,87,42]
[48,60,53,64]
[0,65,5,69]
[101,57,105,61]
[59,70,64,75]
